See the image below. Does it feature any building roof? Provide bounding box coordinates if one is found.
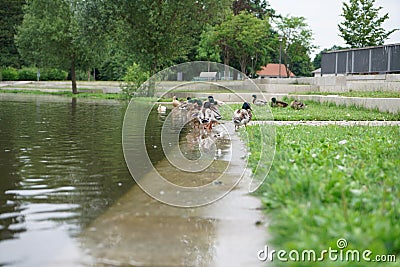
[256,64,295,77]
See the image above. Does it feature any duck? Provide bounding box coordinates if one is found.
[207,95,224,106]
[187,103,203,129]
[157,104,167,113]
[205,96,222,120]
[233,102,252,130]
[172,96,180,108]
[290,100,306,110]
[201,101,219,131]
[252,94,267,106]
[241,102,253,121]
[270,97,288,108]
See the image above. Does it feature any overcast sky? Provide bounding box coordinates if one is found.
[267,0,400,57]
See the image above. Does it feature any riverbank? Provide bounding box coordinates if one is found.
[2,80,400,114]
[1,92,399,266]
[246,124,399,266]
[0,80,121,93]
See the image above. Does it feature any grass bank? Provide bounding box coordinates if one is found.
[246,125,399,266]
[221,100,400,121]
[290,91,400,98]
[0,89,126,100]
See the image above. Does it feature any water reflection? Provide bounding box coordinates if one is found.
[0,94,266,266]
[0,95,134,265]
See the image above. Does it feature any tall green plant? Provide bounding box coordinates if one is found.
[114,0,231,77]
[121,63,150,98]
[0,0,25,68]
[338,0,398,48]
[15,0,110,93]
[276,16,316,77]
[198,12,271,76]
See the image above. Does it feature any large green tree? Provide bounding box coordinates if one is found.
[198,12,271,76]
[114,0,231,77]
[338,0,398,48]
[0,0,25,68]
[232,0,277,19]
[15,0,109,93]
[276,16,315,77]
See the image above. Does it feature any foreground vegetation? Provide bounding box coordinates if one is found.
[247,125,399,266]
[221,99,400,121]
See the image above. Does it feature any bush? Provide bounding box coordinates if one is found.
[121,63,150,97]
[1,67,19,81]
[40,68,68,81]
[18,67,37,81]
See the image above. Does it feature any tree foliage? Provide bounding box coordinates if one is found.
[114,0,231,77]
[338,0,398,48]
[276,16,315,77]
[15,0,110,93]
[0,0,25,68]
[198,12,271,76]
[5,0,319,85]
[121,63,149,98]
[232,0,277,19]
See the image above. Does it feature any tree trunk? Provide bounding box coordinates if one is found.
[71,57,78,94]
[147,61,157,97]
[240,58,247,77]
[223,48,230,80]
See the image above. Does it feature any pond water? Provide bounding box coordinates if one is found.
[0,94,266,267]
[0,95,136,265]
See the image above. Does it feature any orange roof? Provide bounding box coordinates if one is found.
[256,64,295,77]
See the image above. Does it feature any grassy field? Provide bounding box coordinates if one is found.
[245,125,399,266]
[291,91,400,98]
[0,89,126,100]
[220,100,400,121]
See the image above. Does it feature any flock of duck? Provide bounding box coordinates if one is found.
[157,94,305,131]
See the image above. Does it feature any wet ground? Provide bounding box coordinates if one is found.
[80,167,267,267]
[0,94,268,267]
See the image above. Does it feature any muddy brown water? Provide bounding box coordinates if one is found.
[0,94,267,267]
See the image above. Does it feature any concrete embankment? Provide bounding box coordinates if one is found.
[290,94,400,114]
[2,77,399,113]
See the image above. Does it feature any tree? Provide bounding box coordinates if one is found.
[114,0,231,77]
[276,16,316,77]
[338,0,398,48]
[0,0,25,68]
[232,0,277,19]
[15,0,110,93]
[287,41,313,77]
[198,13,271,76]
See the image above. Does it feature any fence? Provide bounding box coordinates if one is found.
[321,43,400,75]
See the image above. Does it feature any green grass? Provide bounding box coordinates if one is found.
[246,125,400,266]
[292,91,400,98]
[0,89,126,100]
[220,100,400,121]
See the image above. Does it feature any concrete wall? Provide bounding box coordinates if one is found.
[293,95,400,114]
[148,74,400,94]
[252,74,400,93]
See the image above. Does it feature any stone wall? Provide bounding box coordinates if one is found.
[253,74,400,93]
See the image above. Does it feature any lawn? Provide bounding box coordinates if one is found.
[220,100,400,121]
[246,125,400,266]
[291,91,400,98]
[0,89,126,100]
